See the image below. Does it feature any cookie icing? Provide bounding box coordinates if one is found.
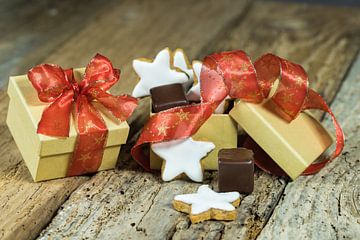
[151,137,215,182]
[173,49,194,81]
[132,48,189,98]
[174,185,240,215]
[186,61,202,101]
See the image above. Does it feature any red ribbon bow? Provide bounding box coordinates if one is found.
[28,54,138,176]
[131,50,344,176]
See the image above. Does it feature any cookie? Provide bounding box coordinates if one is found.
[186,60,202,102]
[173,185,240,223]
[151,137,215,182]
[132,48,189,98]
[173,48,194,90]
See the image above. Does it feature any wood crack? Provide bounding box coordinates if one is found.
[135,185,163,236]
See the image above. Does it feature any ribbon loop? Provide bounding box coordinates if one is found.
[202,51,262,103]
[254,54,309,121]
[81,54,120,92]
[28,64,72,102]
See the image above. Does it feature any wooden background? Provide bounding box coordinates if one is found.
[1,0,359,239]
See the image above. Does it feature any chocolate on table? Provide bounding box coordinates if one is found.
[150,83,189,113]
[218,148,254,194]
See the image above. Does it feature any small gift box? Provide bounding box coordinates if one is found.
[229,100,333,180]
[7,55,137,181]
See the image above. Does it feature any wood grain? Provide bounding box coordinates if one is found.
[213,1,360,104]
[37,1,360,240]
[257,53,360,240]
[41,0,252,95]
[0,0,251,239]
[0,0,115,87]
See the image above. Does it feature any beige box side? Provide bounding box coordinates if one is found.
[6,98,40,180]
[230,100,333,179]
[35,145,121,182]
[150,113,238,170]
[8,69,129,157]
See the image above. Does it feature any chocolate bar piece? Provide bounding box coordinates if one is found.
[218,148,254,194]
[150,83,189,113]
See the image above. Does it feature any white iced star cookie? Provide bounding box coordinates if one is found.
[186,61,229,114]
[132,48,189,98]
[186,61,202,101]
[151,137,215,182]
[173,49,194,89]
[173,185,240,223]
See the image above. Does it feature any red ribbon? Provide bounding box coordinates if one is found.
[131,50,344,176]
[28,54,138,176]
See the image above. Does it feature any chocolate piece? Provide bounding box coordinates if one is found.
[150,83,189,112]
[218,148,254,194]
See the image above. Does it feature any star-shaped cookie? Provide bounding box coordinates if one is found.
[173,49,194,83]
[186,61,202,101]
[132,48,189,98]
[173,185,240,223]
[151,137,215,182]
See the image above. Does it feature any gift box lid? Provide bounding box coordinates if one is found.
[7,68,129,157]
[229,100,333,179]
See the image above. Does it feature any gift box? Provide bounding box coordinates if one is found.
[229,100,333,180]
[6,68,130,182]
[149,102,238,170]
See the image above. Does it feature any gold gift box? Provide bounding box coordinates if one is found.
[229,100,333,180]
[6,69,129,182]
[149,102,238,170]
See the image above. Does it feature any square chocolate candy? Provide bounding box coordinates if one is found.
[218,148,254,194]
[150,83,189,112]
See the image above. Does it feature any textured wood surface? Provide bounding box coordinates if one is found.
[0,0,114,87]
[257,54,360,240]
[214,1,360,104]
[37,2,360,240]
[0,0,359,239]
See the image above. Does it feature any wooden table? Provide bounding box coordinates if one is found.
[1,0,359,239]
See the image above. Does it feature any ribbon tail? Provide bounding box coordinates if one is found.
[91,90,138,121]
[37,89,73,137]
[131,142,150,171]
[67,95,108,177]
[301,89,345,175]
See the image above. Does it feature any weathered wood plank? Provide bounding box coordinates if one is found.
[41,0,252,95]
[0,0,251,239]
[37,2,360,240]
[213,1,360,104]
[0,0,116,87]
[257,53,360,240]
